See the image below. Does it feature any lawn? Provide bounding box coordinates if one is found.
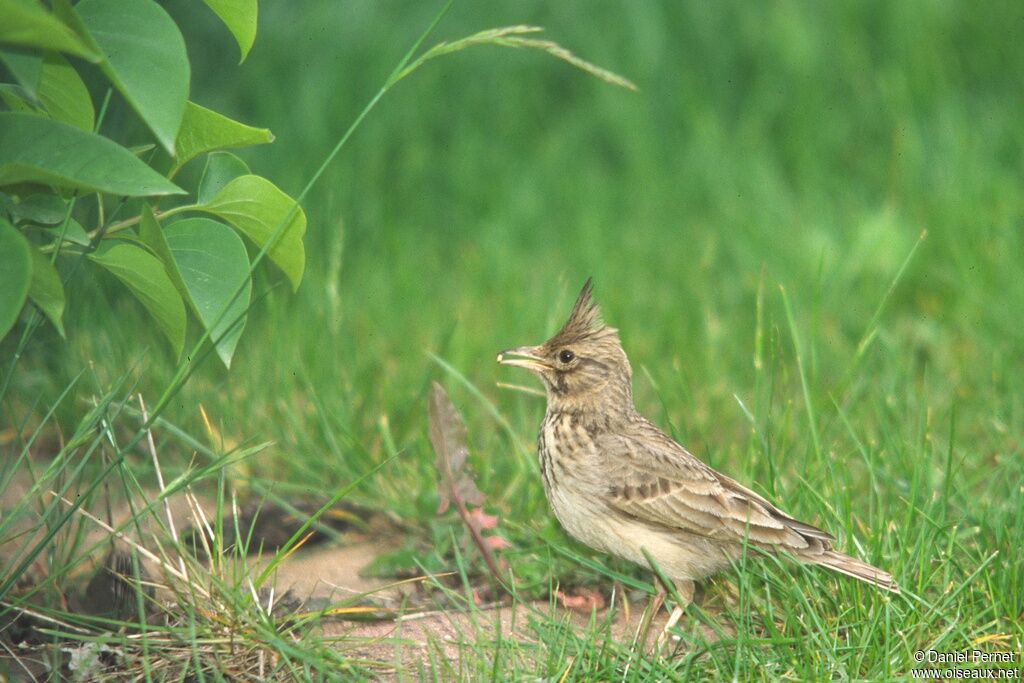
[2,1,1022,680]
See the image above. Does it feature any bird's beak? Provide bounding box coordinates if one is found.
[496,346,550,373]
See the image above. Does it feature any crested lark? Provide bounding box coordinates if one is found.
[497,280,898,620]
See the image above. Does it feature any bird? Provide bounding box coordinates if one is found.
[497,279,898,633]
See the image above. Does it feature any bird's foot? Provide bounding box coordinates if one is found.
[655,579,694,651]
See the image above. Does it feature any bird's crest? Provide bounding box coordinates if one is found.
[549,278,612,345]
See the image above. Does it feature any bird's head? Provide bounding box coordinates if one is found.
[498,279,633,412]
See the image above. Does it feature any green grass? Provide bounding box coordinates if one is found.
[3,1,1023,679]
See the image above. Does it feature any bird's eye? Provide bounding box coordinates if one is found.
[558,349,575,364]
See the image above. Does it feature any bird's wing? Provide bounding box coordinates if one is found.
[599,420,834,551]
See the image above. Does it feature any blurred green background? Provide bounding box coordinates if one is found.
[15,0,1022,518]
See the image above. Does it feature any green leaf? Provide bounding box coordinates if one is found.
[165,217,251,368]
[37,52,94,131]
[0,112,184,196]
[49,0,102,56]
[11,193,67,225]
[76,0,190,154]
[27,244,64,337]
[128,143,156,157]
[199,175,306,291]
[0,50,41,99]
[0,0,101,60]
[138,204,185,294]
[0,218,32,339]
[42,218,89,246]
[197,151,250,204]
[170,102,272,177]
[105,233,158,252]
[0,83,37,113]
[201,0,257,64]
[88,241,185,355]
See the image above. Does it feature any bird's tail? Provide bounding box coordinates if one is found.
[815,550,900,593]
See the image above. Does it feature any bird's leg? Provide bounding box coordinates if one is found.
[656,579,694,650]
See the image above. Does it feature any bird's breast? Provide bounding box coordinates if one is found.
[538,411,600,492]
[537,411,615,540]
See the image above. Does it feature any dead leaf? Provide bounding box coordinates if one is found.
[427,382,510,591]
[467,507,511,550]
[555,588,606,613]
[467,508,498,530]
[428,382,485,513]
[482,535,512,550]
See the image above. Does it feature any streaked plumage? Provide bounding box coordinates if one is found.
[498,279,898,601]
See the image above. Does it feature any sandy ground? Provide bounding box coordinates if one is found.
[1,469,727,678]
[244,537,727,675]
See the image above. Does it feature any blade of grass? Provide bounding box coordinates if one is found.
[779,285,822,461]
